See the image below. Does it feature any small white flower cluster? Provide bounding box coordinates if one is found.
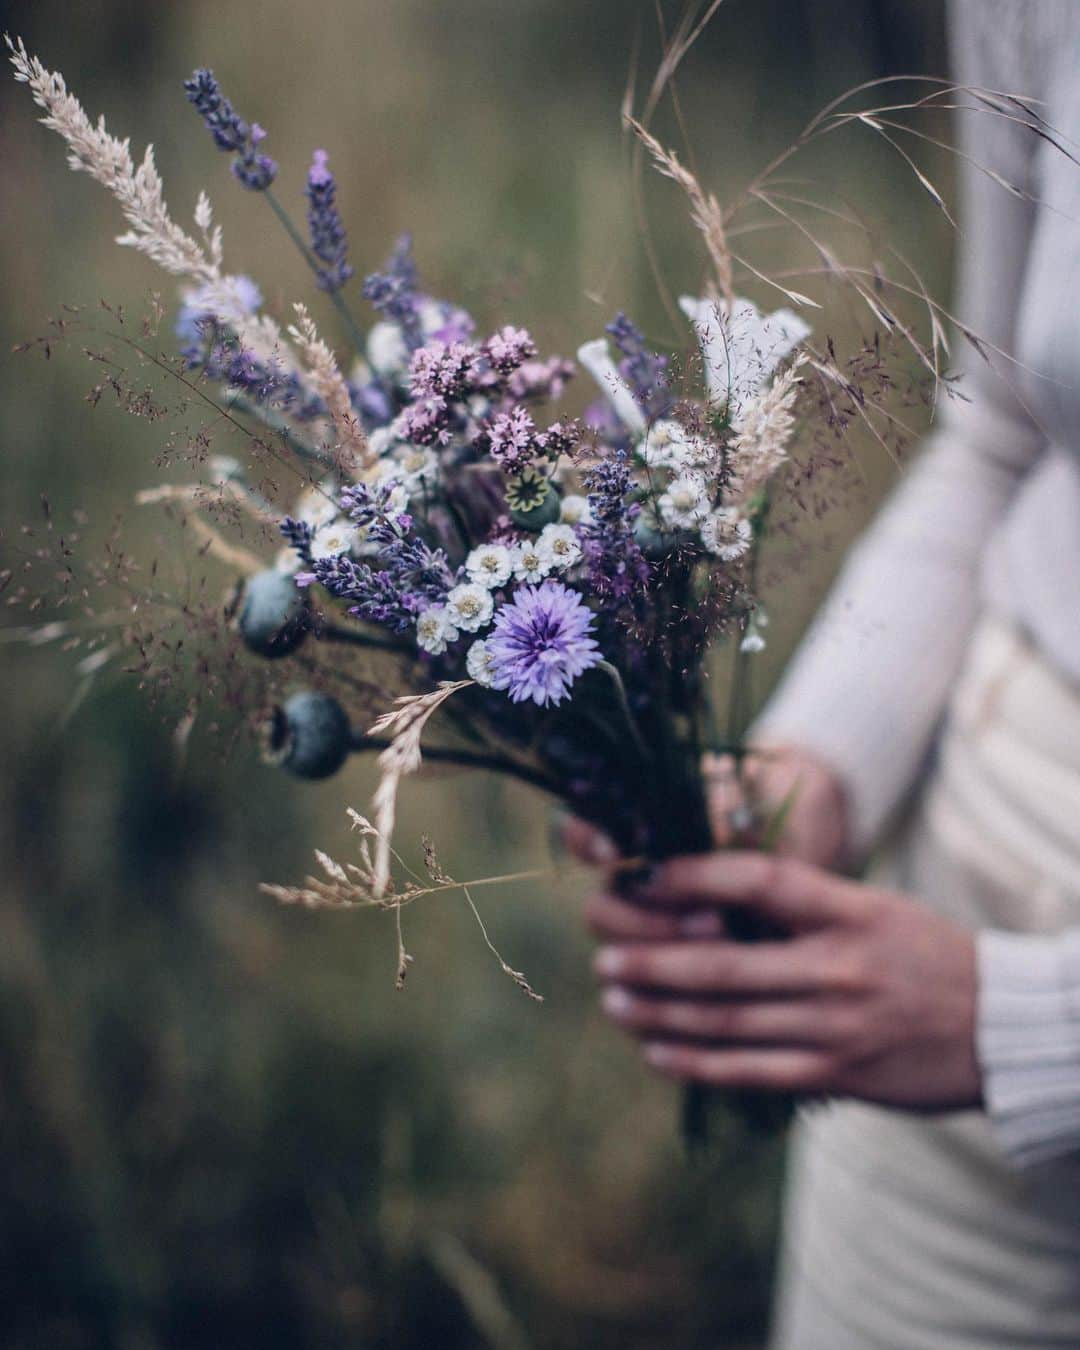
[416,522,584,657]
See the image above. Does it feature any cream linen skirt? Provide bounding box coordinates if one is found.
[771,617,1080,1349]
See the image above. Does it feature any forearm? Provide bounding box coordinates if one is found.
[755,406,1037,854]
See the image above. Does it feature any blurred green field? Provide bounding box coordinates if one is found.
[0,2,948,1346]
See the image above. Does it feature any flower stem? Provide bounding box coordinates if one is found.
[264,189,367,356]
[348,730,558,794]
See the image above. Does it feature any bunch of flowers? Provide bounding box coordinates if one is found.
[11,31,1000,1138]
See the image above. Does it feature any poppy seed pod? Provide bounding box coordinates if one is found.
[236,569,310,658]
[509,483,561,532]
[263,691,351,780]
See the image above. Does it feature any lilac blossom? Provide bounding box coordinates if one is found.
[183,69,277,190]
[486,581,601,707]
[483,326,537,376]
[485,406,537,474]
[507,356,575,402]
[305,149,353,293]
[409,340,482,402]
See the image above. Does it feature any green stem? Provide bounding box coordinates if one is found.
[596,660,652,763]
[264,189,367,356]
[316,623,410,655]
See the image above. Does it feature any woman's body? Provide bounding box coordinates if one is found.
[569,1,1080,1342]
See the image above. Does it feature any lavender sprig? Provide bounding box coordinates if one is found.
[606,313,672,421]
[305,149,353,294]
[363,234,423,350]
[582,448,651,611]
[183,68,277,190]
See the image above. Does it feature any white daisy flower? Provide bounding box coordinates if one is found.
[415,605,459,655]
[310,519,360,560]
[393,444,438,489]
[446,582,495,633]
[466,543,514,589]
[658,473,709,529]
[679,294,811,420]
[466,639,497,688]
[699,507,753,561]
[559,494,593,526]
[293,480,340,530]
[537,522,582,572]
[512,539,553,584]
[637,419,698,470]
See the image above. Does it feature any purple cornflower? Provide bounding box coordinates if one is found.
[607,313,672,421]
[305,150,353,293]
[486,581,601,707]
[363,234,422,349]
[184,69,277,190]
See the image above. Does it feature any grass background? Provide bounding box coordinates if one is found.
[0,2,949,1345]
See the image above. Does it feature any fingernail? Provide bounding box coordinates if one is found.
[593,947,625,980]
[586,831,619,866]
[601,986,634,1017]
[678,909,725,938]
[613,862,655,898]
[643,1043,677,1070]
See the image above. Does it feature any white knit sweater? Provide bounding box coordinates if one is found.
[756,0,1080,1166]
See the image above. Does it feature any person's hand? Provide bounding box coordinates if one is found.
[705,742,849,869]
[583,851,981,1111]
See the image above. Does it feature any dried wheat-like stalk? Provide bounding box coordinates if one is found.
[261,808,545,999]
[7,35,219,284]
[625,115,734,306]
[288,303,372,471]
[8,36,300,378]
[730,354,806,498]
[367,681,474,904]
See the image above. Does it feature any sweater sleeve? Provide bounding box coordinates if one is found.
[978,930,1080,1166]
[751,2,1047,853]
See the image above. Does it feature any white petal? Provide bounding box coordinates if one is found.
[576,338,646,436]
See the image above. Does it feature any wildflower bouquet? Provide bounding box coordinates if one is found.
[9,24,997,1140]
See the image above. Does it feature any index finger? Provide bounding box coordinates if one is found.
[633,852,866,931]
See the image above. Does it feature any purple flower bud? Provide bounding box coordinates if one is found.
[305,148,354,293]
[184,68,277,191]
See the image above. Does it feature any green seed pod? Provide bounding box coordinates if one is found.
[236,569,309,659]
[633,515,674,559]
[263,691,351,780]
[510,483,561,532]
